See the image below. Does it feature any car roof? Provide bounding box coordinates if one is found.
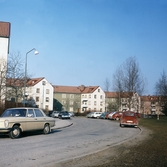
[6,107,39,110]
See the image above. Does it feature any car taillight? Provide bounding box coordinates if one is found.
[4,119,9,128]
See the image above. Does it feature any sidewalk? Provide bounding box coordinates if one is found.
[51,118,73,129]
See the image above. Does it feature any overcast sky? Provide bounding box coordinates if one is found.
[1,0,167,95]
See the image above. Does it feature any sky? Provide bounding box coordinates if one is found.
[1,0,167,95]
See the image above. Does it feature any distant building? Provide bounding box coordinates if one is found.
[0,21,11,106]
[53,85,81,112]
[140,95,167,116]
[105,92,141,112]
[0,21,10,67]
[53,85,105,113]
[80,86,105,112]
[6,77,53,111]
[26,77,53,111]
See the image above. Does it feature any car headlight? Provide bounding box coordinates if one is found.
[4,119,9,128]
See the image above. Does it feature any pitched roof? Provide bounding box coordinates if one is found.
[53,85,81,93]
[6,77,45,87]
[0,21,10,37]
[105,92,134,98]
[81,86,99,93]
[53,85,99,94]
[26,77,45,86]
[6,78,24,87]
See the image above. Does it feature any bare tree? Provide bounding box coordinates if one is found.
[112,57,146,110]
[113,57,145,95]
[104,78,111,92]
[6,52,24,103]
[0,59,7,109]
[155,70,167,96]
[155,70,167,116]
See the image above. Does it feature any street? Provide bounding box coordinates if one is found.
[0,117,140,167]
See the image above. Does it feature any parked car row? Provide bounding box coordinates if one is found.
[86,111,139,128]
[51,111,75,119]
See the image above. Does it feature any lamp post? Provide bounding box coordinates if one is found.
[23,48,39,106]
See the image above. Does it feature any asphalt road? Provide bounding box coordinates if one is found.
[0,117,141,167]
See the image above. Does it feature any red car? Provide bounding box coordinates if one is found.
[108,111,123,120]
[120,111,138,127]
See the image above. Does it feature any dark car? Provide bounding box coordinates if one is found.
[58,111,70,119]
[120,111,138,127]
[99,112,109,119]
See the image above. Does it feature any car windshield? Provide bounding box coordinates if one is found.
[124,112,135,117]
[2,109,27,117]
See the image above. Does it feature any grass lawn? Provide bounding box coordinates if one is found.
[106,116,167,167]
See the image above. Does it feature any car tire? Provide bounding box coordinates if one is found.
[116,117,120,121]
[43,124,50,134]
[120,124,124,128]
[9,125,21,139]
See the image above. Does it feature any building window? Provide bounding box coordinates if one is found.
[100,101,103,106]
[62,94,66,98]
[46,89,49,94]
[70,101,73,105]
[98,89,100,92]
[100,108,102,112]
[100,95,103,99]
[36,97,39,102]
[70,94,74,98]
[89,94,91,98]
[69,107,73,111]
[88,101,91,105]
[46,97,49,102]
[42,81,46,85]
[85,95,87,98]
[62,100,66,104]
[94,95,97,99]
[36,88,40,93]
[94,101,96,106]
[82,94,84,98]
[45,105,49,110]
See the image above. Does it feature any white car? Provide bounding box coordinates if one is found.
[0,107,56,139]
[91,112,102,118]
[51,111,60,118]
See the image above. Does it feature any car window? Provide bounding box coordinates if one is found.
[2,109,27,117]
[124,112,135,116]
[27,109,35,117]
[34,109,44,117]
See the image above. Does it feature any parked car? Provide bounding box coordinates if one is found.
[99,112,109,119]
[51,111,60,118]
[120,111,138,127]
[0,107,55,139]
[69,112,75,117]
[108,111,123,120]
[58,111,70,119]
[105,112,114,119]
[91,112,102,118]
[86,112,94,118]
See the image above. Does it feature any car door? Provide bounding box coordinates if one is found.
[26,109,37,131]
[33,109,46,130]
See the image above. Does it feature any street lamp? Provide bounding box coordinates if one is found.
[23,48,39,106]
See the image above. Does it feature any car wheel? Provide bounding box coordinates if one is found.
[43,124,50,134]
[9,125,21,139]
[120,124,124,128]
[116,117,120,121]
